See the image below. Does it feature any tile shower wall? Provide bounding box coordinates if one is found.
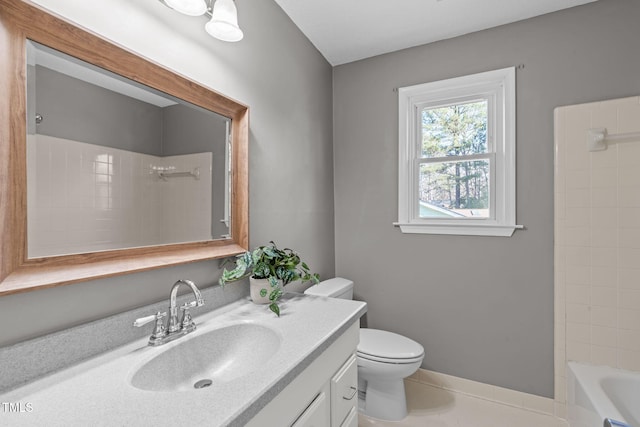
[158,152,213,244]
[554,96,640,415]
[27,135,212,257]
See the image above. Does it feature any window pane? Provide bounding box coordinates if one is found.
[419,160,490,218]
[421,100,488,158]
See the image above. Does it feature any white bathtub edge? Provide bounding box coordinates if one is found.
[567,361,633,427]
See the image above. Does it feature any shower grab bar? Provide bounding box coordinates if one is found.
[157,167,200,181]
[587,128,640,152]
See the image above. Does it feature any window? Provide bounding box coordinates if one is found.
[397,67,519,236]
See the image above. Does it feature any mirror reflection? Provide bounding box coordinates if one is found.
[26,41,231,259]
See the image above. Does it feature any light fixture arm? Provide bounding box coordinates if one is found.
[158,0,213,16]
[158,0,243,42]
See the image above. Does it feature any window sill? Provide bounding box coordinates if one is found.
[393,222,524,237]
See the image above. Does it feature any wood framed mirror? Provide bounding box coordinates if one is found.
[0,0,249,296]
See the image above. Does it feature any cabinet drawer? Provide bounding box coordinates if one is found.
[331,354,358,427]
[291,391,329,427]
[340,407,358,427]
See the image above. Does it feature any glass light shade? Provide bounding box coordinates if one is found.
[165,0,207,16]
[205,0,244,42]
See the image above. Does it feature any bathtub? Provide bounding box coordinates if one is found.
[568,361,640,427]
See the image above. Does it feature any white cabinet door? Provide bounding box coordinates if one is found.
[245,323,360,427]
[331,354,358,427]
[291,391,329,427]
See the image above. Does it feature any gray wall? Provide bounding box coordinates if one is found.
[34,66,230,156]
[162,104,230,238]
[162,103,227,156]
[0,0,334,347]
[35,66,164,155]
[333,0,640,398]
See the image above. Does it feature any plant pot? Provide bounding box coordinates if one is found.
[249,277,282,304]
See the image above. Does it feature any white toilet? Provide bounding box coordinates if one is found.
[304,277,424,421]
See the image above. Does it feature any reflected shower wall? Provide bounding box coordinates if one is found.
[27,135,213,257]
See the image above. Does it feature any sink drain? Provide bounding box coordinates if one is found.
[194,379,213,389]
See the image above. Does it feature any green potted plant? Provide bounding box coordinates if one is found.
[219,241,320,316]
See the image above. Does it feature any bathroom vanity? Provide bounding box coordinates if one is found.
[0,295,366,426]
[248,323,360,427]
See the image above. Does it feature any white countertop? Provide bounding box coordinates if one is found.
[0,294,366,427]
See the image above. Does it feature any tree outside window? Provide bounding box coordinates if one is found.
[419,100,490,218]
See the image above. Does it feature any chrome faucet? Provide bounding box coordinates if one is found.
[133,279,205,346]
[168,279,205,333]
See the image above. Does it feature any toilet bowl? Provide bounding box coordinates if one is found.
[304,278,425,421]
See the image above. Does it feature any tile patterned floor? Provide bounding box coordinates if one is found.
[358,380,568,427]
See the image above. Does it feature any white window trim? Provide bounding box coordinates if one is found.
[396,67,522,237]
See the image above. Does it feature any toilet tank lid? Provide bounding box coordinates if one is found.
[304,277,353,297]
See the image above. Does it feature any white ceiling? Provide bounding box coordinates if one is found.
[272,0,599,66]
[30,42,177,107]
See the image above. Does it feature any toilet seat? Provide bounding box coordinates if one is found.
[357,328,424,364]
[357,351,423,364]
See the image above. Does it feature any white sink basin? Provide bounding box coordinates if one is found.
[130,323,281,392]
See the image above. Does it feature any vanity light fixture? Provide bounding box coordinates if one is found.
[164,0,207,16]
[161,0,243,42]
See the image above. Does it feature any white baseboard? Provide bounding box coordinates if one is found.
[407,368,564,419]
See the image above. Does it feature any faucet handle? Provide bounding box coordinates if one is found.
[181,300,198,309]
[179,303,196,333]
[133,312,165,327]
[134,311,167,346]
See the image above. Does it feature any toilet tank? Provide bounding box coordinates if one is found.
[304,277,353,299]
